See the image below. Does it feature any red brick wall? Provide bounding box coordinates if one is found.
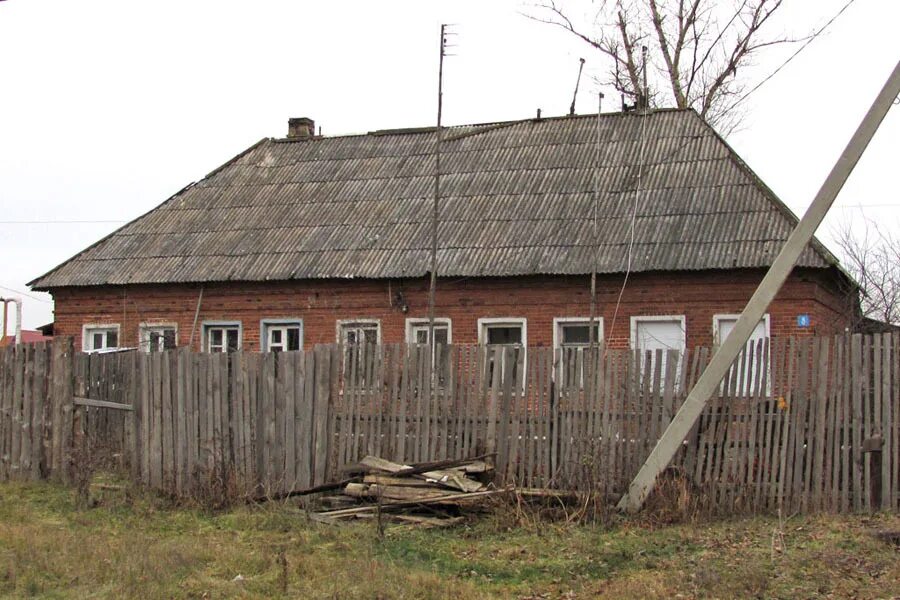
[48,268,856,352]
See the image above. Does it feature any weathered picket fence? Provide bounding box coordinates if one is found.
[0,334,898,514]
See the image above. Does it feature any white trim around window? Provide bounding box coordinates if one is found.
[139,322,178,353]
[712,313,770,346]
[336,319,382,345]
[552,317,605,351]
[476,317,527,346]
[202,321,242,353]
[405,318,452,345]
[82,323,121,353]
[629,315,687,351]
[260,318,304,352]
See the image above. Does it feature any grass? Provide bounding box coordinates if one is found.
[0,480,897,598]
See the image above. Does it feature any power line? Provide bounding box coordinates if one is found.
[725,0,859,112]
[0,285,51,303]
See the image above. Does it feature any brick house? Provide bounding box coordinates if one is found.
[29,109,857,357]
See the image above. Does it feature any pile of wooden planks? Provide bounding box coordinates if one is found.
[312,455,509,526]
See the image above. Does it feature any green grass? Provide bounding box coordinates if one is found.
[0,480,897,598]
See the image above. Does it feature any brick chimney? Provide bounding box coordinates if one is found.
[287,117,315,139]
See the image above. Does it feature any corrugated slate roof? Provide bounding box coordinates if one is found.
[30,108,838,289]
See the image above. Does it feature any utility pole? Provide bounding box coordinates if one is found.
[428,25,453,349]
[618,59,900,513]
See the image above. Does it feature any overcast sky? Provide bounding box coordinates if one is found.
[1,0,898,330]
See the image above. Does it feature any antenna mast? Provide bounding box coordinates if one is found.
[428,24,454,347]
[569,58,586,116]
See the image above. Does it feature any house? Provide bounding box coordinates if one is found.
[0,330,53,347]
[29,109,857,359]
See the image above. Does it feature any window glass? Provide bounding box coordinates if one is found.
[205,325,240,353]
[84,326,119,352]
[486,326,522,345]
[560,323,601,346]
[480,321,526,388]
[141,326,176,353]
[408,322,449,346]
[716,316,769,395]
[632,317,685,386]
[341,322,379,346]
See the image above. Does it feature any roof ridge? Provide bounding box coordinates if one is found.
[271,107,690,142]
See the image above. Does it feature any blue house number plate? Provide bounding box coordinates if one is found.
[796,314,810,328]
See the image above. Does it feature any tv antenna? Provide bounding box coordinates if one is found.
[569,58,586,116]
[428,24,456,347]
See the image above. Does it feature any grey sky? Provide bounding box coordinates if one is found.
[1,0,898,330]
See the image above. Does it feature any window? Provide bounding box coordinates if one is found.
[631,316,686,386]
[338,320,380,347]
[553,318,604,386]
[338,320,381,387]
[203,322,241,353]
[406,318,452,384]
[140,324,176,353]
[714,314,770,395]
[554,317,603,349]
[406,318,451,347]
[478,318,526,386]
[261,320,303,352]
[83,324,120,353]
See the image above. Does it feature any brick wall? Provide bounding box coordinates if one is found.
[48,267,856,352]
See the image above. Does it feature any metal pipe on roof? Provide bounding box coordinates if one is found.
[0,297,22,345]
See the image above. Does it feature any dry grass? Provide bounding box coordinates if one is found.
[0,480,897,598]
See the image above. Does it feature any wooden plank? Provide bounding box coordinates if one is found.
[862,335,872,510]
[871,335,882,511]
[9,346,24,479]
[149,352,163,488]
[893,332,900,510]
[810,337,828,510]
[880,333,892,510]
[828,335,843,512]
[851,334,863,511]
[33,344,50,480]
[19,344,34,478]
[296,350,313,489]
[72,397,133,411]
[497,346,516,483]
[284,351,297,493]
[312,346,331,486]
[485,346,502,473]
[162,351,175,491]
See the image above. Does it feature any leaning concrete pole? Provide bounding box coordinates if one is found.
[618,59,900,514]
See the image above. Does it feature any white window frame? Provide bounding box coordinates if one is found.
[202,321,242,353]
[552,317,605,351]
[478,318,527,388]
[553,317,605,387]
[260,318,304,352]
[629,315,686,351]
[713,313,771,395]
[82,323,121,353]
[712,313,770,346]
[477,317,527,347]
[630,315,687,387]
[405,318,452,345]
[139,322,178,353]
[336,319,382,346]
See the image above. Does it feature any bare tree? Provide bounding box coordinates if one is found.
[527,0,796,133]
[834,217,900,326]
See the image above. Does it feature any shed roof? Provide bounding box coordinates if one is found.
[30,108,838,290]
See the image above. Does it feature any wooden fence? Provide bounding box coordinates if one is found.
[0,334,898,514]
